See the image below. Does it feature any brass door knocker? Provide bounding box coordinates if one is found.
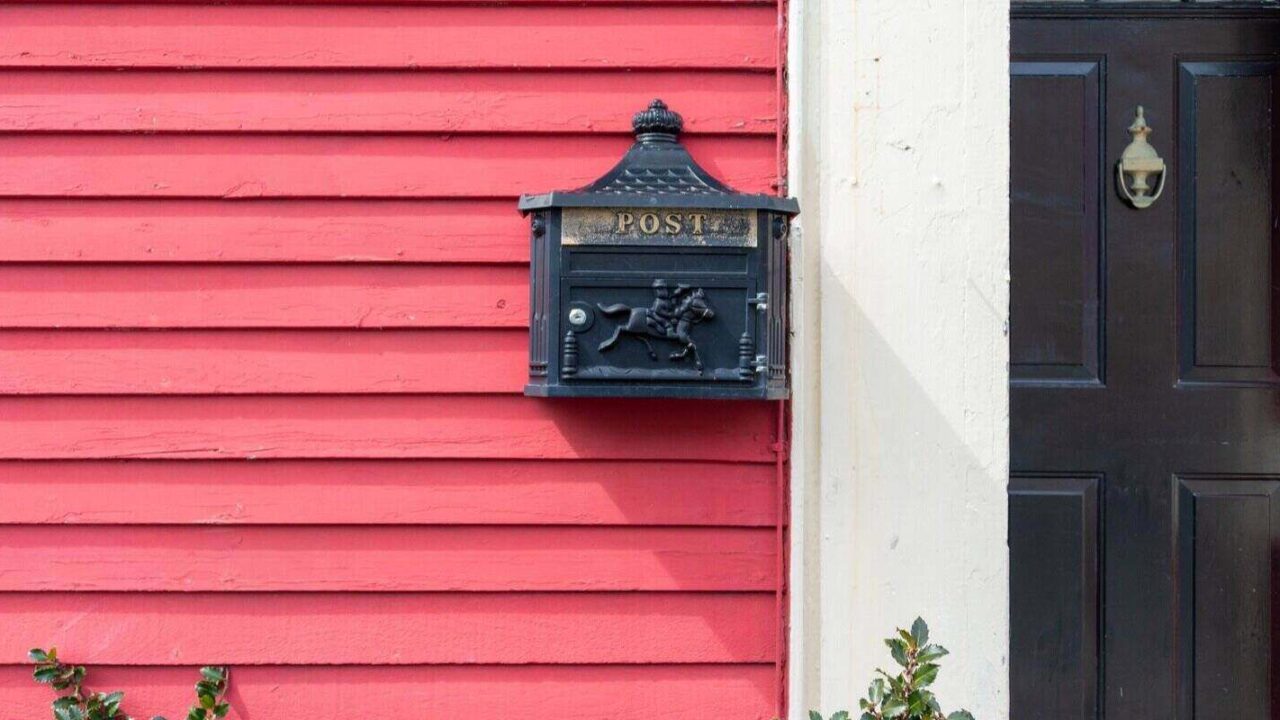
[1116,106,1166,209]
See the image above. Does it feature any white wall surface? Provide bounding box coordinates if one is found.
[787,0,1010,718]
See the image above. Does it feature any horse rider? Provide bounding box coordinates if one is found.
[646,279,683,337]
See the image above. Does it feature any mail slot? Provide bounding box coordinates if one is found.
[518,99,798,399]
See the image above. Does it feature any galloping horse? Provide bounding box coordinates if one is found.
[597,288,716,371]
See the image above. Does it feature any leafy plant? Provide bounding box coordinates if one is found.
[29,648,230,720]
[810,618,975,720]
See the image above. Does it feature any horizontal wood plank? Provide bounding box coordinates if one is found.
[0,664,776,720]
[0,265,527,329]
[0,330,528,393]
[0,5,776,70]
[0,135,775,198]
[0,396,777,461]
[0,459,777,526]
[0,592,776,664]
[0,199,529,263]
[0,525,774,591]
[0,70,776,134]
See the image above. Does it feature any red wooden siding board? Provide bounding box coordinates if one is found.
[0,199,531,264]
[0,329,527,394]
[0,396,777,461]
[0,135,775,198]
[0,460,778,526]
[0,265,529,329]
[0,525,775,591]
[0,5,775,70]
[0,665,776,720]
[0,70,776,135]
[0,592,776,664]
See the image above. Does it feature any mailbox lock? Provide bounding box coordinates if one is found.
[568,308,588,326]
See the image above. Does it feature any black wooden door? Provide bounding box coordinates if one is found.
[1010,6,1280,719]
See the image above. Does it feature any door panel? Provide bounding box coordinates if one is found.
[1176,478,1280,719]
[1011,9,1280,720]
[1010,61,1105,385]
[1009,474,1100,720]
[1178,61,1280,385]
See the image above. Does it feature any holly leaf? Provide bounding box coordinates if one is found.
[881,696,908,719]
[885,638,909,667]
[917,644,949,663]
[914,663,940,688]
[910,617,929,646]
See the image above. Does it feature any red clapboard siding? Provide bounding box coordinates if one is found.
[0,330,528,394]
[0,71,777,134]
[0,135,775,198]
[0,460,778,526]
[0,396,777,461]
[0,525,775,591]
[0,593,776,664]
[0,199,531,264]
[0,665,776,720]
[0,5,775,70]
[0,265,529,329]
[3,0,788,713]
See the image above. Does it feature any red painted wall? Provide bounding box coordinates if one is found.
[0,2,787,717]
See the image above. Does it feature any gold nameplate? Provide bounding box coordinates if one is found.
[561,208,757,247]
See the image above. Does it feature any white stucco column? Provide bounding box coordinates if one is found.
[787,0,1010,718]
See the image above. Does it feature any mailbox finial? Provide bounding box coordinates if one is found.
[632,99,683,143]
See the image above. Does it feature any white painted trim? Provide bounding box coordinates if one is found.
[787,0,1010,717]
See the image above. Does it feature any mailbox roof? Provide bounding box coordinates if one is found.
[518,100,799,214]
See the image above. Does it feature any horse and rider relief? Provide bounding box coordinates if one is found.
[597,279,716,371]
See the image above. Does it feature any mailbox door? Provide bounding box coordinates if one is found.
[555,245,764,393]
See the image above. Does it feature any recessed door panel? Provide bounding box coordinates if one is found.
[1178,62,1280,386]
[1011,61,1104,385]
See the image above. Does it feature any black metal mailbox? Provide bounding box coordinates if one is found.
[518,100,798,399]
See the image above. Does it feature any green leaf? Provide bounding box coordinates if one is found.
[213,703,229,719]
[831,712,849,720]
[917,644,949,663]
[33,665,61,684]
[907,690,928,716]
[914,663,940,688]
[910,617,929,646]
[809,711,823,720]
[195,680,218,697]
[859,714,875,720]
[886,639,909,667]
[946,712,975,720]
[870,678,888,703]
[29,648,50,663]
[53,698,86,720]
[199,693,216,711]
[200,667,226,684]
[881,696,908,719]
[186,709,203,720]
